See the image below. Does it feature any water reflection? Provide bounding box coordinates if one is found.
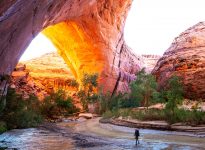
[0,118,204,150]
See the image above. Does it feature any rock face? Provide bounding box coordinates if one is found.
[22,52,76,93]
[142,55,161,73]
[152,22,205,100]
[11,63,48,100]
[0,0,142,96]
[11,52,78,100]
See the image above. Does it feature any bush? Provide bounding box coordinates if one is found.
[98,91,133,114]
[165,75,184,111]
[162,75,184,123]
[77,73,99,110]
[102,107,205,125]
[41,90,79,118]
[6,109,42,129]
[2,88,43,129]
[102,110,115,119]
[66,79,79,88]
[130,69,160,108]
[131,109,166,121]
[102,108,166,121]
[0,121,7,134]
[0,97,5,114]
[165,108,205,125]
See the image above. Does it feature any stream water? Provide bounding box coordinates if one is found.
[0,118,204,150]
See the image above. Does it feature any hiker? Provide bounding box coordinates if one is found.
[134,129,140,145]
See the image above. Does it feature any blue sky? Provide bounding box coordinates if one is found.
[20,0,205,61]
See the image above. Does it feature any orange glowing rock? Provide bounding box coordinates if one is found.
[0,0,143,94]
[43,22,106,84]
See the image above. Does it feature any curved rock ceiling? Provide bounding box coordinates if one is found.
[0,0,142,94]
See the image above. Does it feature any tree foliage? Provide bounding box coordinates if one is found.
[77,73,99,110]
[164,75,184,116]
[66,79,79,88]
[41,90,78,117]
[129,69,159,108]
[2,88,42,129]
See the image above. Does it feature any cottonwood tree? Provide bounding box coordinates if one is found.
[130,69,159,109]
[165,75,184,115]
[77,73,98,110]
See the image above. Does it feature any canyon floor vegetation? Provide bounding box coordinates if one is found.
[0,70,205,134]
[100,69,205,125]
[0,88,79,133]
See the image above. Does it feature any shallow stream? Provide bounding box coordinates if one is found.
[0,118,204,150]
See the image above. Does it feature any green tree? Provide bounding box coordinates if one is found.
[77,73,99,110]
[41,90,78,117]
[2,88,43,129]
[165,75,184,115]
[130,69,159,109]
[66,79,79,88]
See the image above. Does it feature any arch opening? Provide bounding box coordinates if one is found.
[42,21,106,83]
[13,32,79,100]
[0,0,140,99]
[12,20,108,100]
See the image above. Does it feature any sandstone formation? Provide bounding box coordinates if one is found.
[152,22,205,100]
[0,0,142,97]
[11,52,78,100]
[142,55,161,73]
[22,52,76,93]
[11,63,47,100]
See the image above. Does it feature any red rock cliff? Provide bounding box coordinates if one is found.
[11,52,79,100]
[152,22,205,100]
[0,0,142,96]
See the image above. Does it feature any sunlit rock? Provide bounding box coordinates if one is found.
[11,52,78,100]
[152,22,205,100]
[142,55,161,73]
[78,113,93,119]
[0,0,142,94]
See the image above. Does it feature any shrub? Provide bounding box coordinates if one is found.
[165,108,205,125]
[98,91,133,114]
[2,88,43,129]
[66,79,79,88]
[77,73,99,110]
[0,121,7,134]
[166,76,183,101]
[128,109,165,121]
[102,110,115,119]
[98,91,111,114]
[0,97,5,114]
[41,90,79,118]
[164,75,184,119]
[103,108,166,121]
[130,69,160,108]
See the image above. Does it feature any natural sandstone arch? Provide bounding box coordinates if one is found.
[0,0,142,96]
[42,21,106,84]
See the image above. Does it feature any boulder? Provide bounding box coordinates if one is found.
[78,113,93,119]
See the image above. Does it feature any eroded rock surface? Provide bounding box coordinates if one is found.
[152,22,205,100]
[22,52,76,94]
[142,55,161,73]
[0,0,142,95]
[11,52,78,100]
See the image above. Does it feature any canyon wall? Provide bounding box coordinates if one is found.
[142,55,161,73]
[0,0,142,96]
[11,52,77,100]
[152,22,205,100]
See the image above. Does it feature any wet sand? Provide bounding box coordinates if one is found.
[0,117,205,150]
